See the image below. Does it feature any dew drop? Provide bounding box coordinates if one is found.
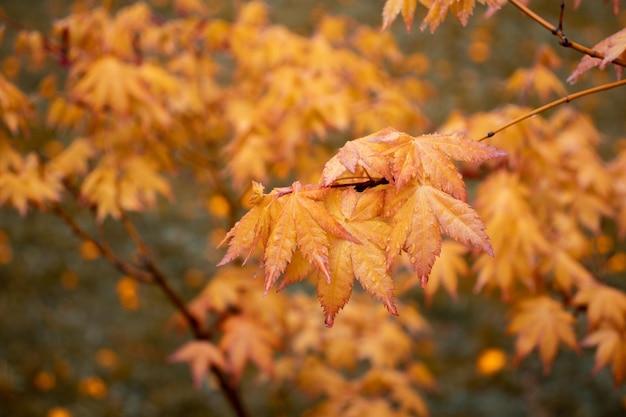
[324,314,335,328]
[409,256,417,264]
[432,144,439,150]
[420,275,429,288]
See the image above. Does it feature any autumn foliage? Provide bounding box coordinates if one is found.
[2,0,626,415]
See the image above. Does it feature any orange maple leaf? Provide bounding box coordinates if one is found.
[508,296,580,373]
[169,341,226,389]
[385,181,493,285]
[379,130,505,199]
[219,316,280,383]
[320,188,396,327]
[420,0,499,33]
[582,327,626,384]
[262,182,360,293]
[382,0,418,31]
[572,284,626,331]
[218,182,277,266]
[567,27,626,83]
[421,240,468,304]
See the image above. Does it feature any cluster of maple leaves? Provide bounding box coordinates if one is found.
[1,0,626,415]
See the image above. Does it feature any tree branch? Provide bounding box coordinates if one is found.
[51,204,153,282]
[508,0,626,67]
[478,77,626,141]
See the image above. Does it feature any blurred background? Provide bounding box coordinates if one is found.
[1,0,626,416]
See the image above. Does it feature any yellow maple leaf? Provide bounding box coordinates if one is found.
[0,74,32,135]
[218,182,278,266]
[320,188,396,327]
[386,181,493,285]
[508,296,579,373]
[419,0,498,33]
[169,341,226,389]
[572,284,626,331]
[505,65,567,101]
[582,327,626,384]
[382,0,418,31]
[219,316,280,383]
[474,171,551,298]
[422,240,468,304]
[0,153,62,215]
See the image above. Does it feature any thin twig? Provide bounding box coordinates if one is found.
[508,0,626,67]
[478,77,626,141]
[51,204,153,282]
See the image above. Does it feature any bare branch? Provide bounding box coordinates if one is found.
[478,77,626,141]
[508,0,626,67]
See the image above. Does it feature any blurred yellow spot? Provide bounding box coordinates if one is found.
[184,268,205,287]
[47,407,72,417]
[607,252,626,273]
[476,348,507,375]
[2,56,20,79]
[79,241,100,260]
[406,53,430,75]
[39,74,57,99]
[116,276,139,310]
[468,41,490,63]
[60,270,79,290]
[594,235,613,254]
[96,348,119,369]
[34,371,56,391]
[207,195,230,218]
[78,376,108,399]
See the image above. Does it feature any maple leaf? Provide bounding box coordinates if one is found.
[505,65,567,101]
[324,128,505,200]
[385,181,493,286]
[321,128,401,187]
[473,171,551,298]
[382,0,418,31]
[221,181,359,294]
[582,327,626,384]
[218,182,277,266]
[378,130,506,199]
[0,74,32,135]
[48,139,95,178]
[567,27,626,83]
[169,341,226,389]
[419,0,499,33]
[508,296,579,373]
[0,153,62,215]
[572,284,626,331]
[219,316,280,383]
[71,56,152,114]
[320,188,396,327]
[421,240,468,304]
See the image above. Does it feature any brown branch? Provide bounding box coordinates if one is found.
[478,77,626,141]
[51,204,153,282]
[508,0,626,67]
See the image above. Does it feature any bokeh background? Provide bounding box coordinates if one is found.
[1,0,626,416]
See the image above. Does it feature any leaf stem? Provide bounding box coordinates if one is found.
[508,0,626,67]
[478,77,626,141]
